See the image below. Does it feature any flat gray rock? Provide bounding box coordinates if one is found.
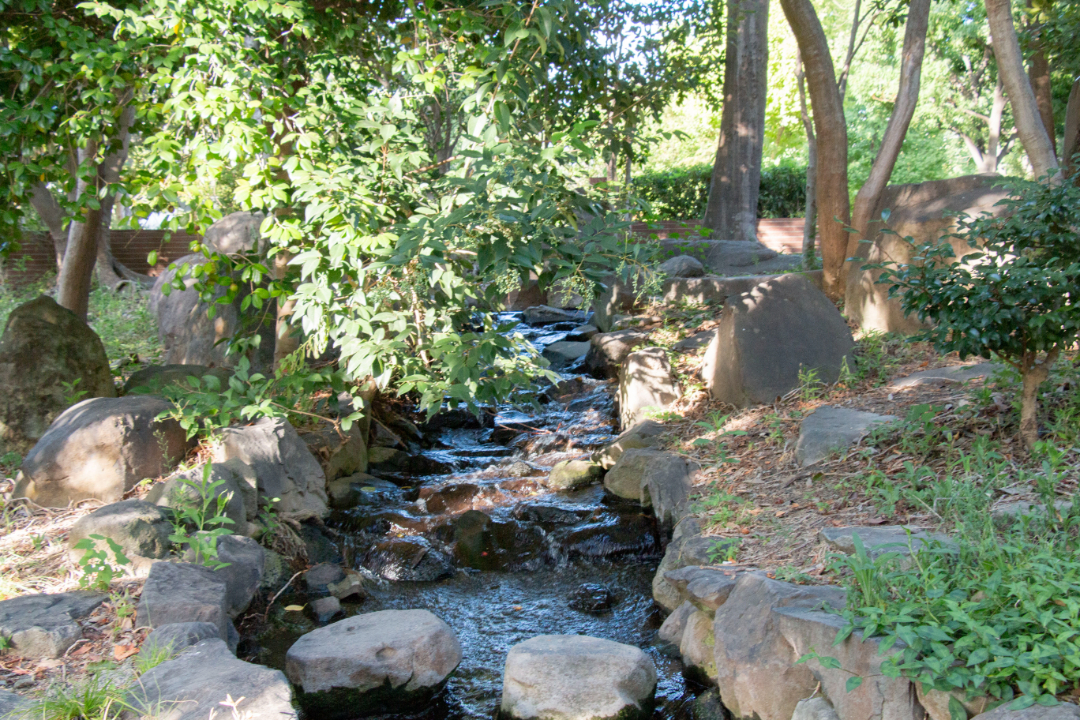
[0,591,105,658]
[144,621,222,655]
[522,305,582,326]
[286,609,462,719]
[660,255,705,278]
[672,331,715,353]
[137,562,230,641]
[0,689,30,720]
[541,341,590,370]
[127,639,295,720]
[888,362,997,390]
[663,566,743,612]
[566,324,598,341]
[819,526,954,560]
[973,702,1080,719]
[795,406,897,466]
[501,635,657,720]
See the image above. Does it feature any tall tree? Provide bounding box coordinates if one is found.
[850,0,932,253]
[702,0,771,242]
[779,0,850,298]
[986,0,1060,179]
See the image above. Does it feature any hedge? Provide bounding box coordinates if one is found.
[632,163,807,220]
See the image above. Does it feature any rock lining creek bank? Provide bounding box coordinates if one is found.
[254,310,699,720]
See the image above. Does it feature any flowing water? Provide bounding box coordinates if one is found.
[253,313,702,720]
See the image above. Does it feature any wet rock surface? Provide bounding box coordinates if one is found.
[251,312,695,720]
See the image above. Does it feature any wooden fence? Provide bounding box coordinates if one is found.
[4,219,806,285]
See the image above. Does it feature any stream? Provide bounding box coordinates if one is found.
[253,312,702,720]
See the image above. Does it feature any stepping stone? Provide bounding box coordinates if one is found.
[285,609,462,720]
[136,562,230,641]
[795,406,897,466]
[0,591,105,658]
[971,702,1080,719]
[818,526,954,561]
[888,362,997,390]
[127,639,295,720]
[501,635,657,720]
[991,499,1071,520]
[672,331,714,353]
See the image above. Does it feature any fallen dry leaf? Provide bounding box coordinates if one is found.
[113,644,138,661]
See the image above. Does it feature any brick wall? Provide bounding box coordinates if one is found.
[5,230,200,285]
[630,218,805,255]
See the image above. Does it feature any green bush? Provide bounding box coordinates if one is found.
[632,163,807,220]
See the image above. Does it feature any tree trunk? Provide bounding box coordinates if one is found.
[56,141,103,322]
[272,251,300,367]
[985,0,1059,180]
[780,0,850,299]
[702,0,771,242]
[1063,79,1080,177]
[848,0,931,265]
[30,183,68,271]
[1029,47,1055,155]
[796,50,817,261]
[1019,347,1058,450]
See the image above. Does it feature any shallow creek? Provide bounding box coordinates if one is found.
[254,313,701,720]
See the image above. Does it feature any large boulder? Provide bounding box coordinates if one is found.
[845,174,1010,334]
[150,253,274,369]
[0,296,115,454]
[618,348,679,429]
[0,591,105,659]
[202,211,265,255]
[212,417,329,519]
[147,459,259,536]
[14,396,190,507]
[659,239,802,276]
[127,638,296,720]
[661,271,825,307]
[500,635,657,720]
[67,499,172,575]
[701,274,854,408]
[584,329,650,379]
[285,609,462,719]
[660,255,706,278]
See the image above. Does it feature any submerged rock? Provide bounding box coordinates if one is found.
[568,584,616,613]
[500,635,657,720]
[285,610,462,720]
[363,537,455,582]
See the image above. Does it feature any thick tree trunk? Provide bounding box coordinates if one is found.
[780,0,850,299]
[796,51,817,260]
[1029,48,1056,154]
[1019,348,1058,450]
[1062,79,1080,177]
[985,0,1059,180]
[848,0,931,264]
[57,141,103,322]
[702,0,771,242]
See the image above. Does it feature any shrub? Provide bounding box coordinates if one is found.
[873,175,1080,449]
[632,163,807,220]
